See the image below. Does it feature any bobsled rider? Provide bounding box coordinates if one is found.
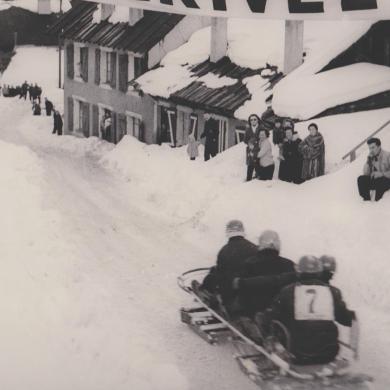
[268,256,355,365]
[319,255,336,285]
[236,230,295,318]
[201,220,257,313]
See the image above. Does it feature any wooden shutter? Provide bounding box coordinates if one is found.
[95,49,101,85]
[92,104,99,137]
[110,52,117,89]
[111,112,117,143]
[67,97,74,132]
[118,54,129,93]
[81,47,89,82]
[66,43,74,80]
[117,113,127,142]
[82,102,90,137]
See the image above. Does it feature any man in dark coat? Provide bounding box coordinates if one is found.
[202,220,257,314]
[237,230,295,317]
[279,128,303,184]
[272,119,285,146]
[32,101,41,116]
[52,110,63,135]
[19,81,28,100]
[45,98,54,116]
[200,114,219,161]
[269,256,355,365]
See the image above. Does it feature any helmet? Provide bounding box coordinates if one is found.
[296,256,323,274]
[258,230,281,252]
[319,256,336,273]
[225,220,245,239]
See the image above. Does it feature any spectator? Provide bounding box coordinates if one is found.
[357,138,390,201]
[28,83,34,101]
[299,123,325,181]
[272,118,284,146]
[19,81,27,100]
[200,114,219,161]
[32,101,41,116]
[186,131,199,161]
[279,128,303,184]
[246,138,259,181]
[36,84,42,104]
[52,110,63,135]
[245,114,261,144]
[45,98,54,116]
[256,129,275,180]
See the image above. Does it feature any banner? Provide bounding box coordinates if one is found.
[86,0,390,20]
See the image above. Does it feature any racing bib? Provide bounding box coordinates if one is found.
[294,285,335,321]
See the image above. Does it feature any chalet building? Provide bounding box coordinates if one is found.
[50,0,210,144]
[51,1,390,155]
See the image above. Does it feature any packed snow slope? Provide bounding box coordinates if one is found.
[1,96,390,390]
[1,46,390,389]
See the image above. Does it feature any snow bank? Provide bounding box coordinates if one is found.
[1,46,64,111]
[273,63,390,120]
[0,0,71,13]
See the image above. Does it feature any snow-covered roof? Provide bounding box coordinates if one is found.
[273,63,390,120]
[137,19,376,120]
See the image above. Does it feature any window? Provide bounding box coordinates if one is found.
[74,44,88,82]
[235,129,246,144]
[189,114,198,139]
[100,50,116,87]
[98,106,114,142]
[134,56,147,79]
[126,112,142,140]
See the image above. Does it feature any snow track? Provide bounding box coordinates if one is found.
[0,97,257,390]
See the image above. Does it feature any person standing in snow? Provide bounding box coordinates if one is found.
[246,138,259,181]
[19,81,28,100]
[186,131,199,161]
[52,110,63,135]
[201,220,258,314]
[268,255,355,365]
[299,123,325,181]
[200,114,219,161]
[32,101,41,116]
[272,118,285,146]
[357,138,390,201]
[278,128,303,184]
[245,114,261,144]
[256,129,275,180]
[45,98,54,116]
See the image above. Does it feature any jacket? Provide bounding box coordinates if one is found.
[238,249,295,316]
[363,149,390,178]
[200,118,219,151]
[244,125,260,144]
[215,236,258,307]
[270,279,354,364]
[258,139,274,167]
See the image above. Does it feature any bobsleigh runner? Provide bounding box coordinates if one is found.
[178,268,373,390]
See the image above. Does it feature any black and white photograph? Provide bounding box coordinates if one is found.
[0,0,389,389]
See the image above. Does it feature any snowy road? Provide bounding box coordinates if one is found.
[0,98,257,390]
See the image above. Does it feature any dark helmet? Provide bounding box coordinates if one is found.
[296,255,323,274]
[319,255,336,273]
[225,220,245,239]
